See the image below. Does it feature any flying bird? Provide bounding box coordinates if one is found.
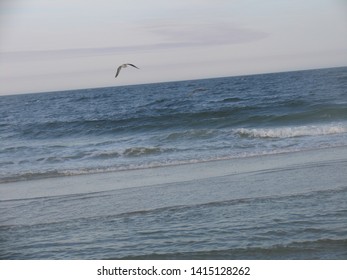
[115,63,140,78]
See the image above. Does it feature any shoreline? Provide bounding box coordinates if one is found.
[1,145,346,201]
[1,143,346,185]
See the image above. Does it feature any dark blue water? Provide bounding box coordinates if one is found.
[1,67,347,259]
[1,67,346,183]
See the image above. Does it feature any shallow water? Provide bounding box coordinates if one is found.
[1,147,346,259]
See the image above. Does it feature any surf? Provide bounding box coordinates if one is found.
[235,123,347,139]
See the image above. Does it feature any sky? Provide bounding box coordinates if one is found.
[0,0,346,95]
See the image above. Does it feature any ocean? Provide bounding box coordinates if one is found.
[1,67,347,259]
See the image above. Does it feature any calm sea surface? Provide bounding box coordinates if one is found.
[1,67,347,259]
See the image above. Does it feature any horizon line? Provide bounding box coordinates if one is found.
[1,65,346,98]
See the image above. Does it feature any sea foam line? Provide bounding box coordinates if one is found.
[235,123,347,138]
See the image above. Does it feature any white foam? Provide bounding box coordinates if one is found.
[235,124,347,138]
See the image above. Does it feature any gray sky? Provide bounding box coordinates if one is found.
[0,0,347,95]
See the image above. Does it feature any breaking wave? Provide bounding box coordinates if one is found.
[235,124,347,139]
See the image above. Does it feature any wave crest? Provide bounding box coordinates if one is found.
[235,124,347,138]
[123,147,164,157]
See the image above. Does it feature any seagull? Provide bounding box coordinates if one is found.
[115,63,140,78]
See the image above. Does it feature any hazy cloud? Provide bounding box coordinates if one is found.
[146,22,268,46]
[0,21,268,62]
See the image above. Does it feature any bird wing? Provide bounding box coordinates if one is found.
[115,65,123,78]
[127,63,140,69]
